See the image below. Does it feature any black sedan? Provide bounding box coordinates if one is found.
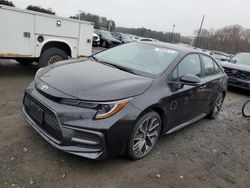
[220,53,250,90]
[22,42,227,160]
[94,30,121,48]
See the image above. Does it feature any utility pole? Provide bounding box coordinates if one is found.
[195,15,206,47]
[78,10,83,21]
[108,20,111,31]
[171,24,175,43]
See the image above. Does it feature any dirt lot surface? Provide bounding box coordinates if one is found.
[0,58,250,188]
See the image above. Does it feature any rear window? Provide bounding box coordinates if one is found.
[201,55,221,76]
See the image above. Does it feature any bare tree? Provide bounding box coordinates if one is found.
[195,25,250,54]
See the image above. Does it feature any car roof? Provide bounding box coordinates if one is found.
[138,41,201,53]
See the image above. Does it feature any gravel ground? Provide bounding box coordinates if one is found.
[0,57,249,188]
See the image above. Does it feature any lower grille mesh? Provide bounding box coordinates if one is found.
[24,93,63,142]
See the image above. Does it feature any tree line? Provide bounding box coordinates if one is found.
[70,12,115,31]
[194,25,250,54]
[0,0,55,15]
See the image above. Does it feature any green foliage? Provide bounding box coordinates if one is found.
[70,12,115,31]
[0,0,14,7]
[26,5,55,15]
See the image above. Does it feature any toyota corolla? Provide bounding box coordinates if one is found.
[22,42,227,160]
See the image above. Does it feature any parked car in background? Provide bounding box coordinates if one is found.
[94,30,121,48]
[220,53,250,90]
[22,42,227,160]
[138,38,159,42]
[111,32,133,43]
[129,34,141,41]
[210,51,230,62]
[92,33,100,47]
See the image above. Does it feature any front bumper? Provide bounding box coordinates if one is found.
[22,105,107,159]
[92,40,100,46]
[227,76,250,90]
[21,84,142,159]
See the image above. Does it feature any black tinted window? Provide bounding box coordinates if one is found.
[202,55,220,76]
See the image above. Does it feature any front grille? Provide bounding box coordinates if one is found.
[223,67,250,80]
[24,93,63,142]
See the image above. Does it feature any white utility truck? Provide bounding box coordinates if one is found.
[0,5,94,67]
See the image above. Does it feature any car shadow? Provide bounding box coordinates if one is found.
[0,60,38,77]
[227,86,250,96]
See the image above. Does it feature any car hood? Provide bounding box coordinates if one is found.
[37,59,153,101]
[220,61,250,72]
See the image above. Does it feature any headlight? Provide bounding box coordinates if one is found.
[35,68,43,78]
[60,98,130,119]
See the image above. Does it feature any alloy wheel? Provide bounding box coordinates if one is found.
[48,55,63,64]
[132,116,161,158]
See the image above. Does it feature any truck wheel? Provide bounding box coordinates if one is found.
[15,58,34,66]
[39,48,68,67]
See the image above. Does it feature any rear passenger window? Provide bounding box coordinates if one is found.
[202,55,221,76]
[214,62,221,74]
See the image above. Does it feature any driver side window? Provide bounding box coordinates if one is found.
[172,54,202,81]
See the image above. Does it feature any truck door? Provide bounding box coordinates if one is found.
[78,23,94,57]
[0,7,34,57]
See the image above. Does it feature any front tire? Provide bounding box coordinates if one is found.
[38,48,68,67]
[127,111,161,160]
[207,93,224,119]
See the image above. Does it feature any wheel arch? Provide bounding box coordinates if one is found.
[136,104,167,136]
[40,40,72,57]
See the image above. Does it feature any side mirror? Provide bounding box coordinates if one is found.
[180,74,201,86]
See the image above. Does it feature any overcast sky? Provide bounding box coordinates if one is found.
[13,0,250,36]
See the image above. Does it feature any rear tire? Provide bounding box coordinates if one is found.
[38,48,68,67]
[207,93,224,119]
[127,111,161,160]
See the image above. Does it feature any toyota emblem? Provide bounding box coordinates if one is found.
[41,84,48,91]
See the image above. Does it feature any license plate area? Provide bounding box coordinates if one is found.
[30,101,43,124]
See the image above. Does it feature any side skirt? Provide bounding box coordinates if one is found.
[165,113,207,135]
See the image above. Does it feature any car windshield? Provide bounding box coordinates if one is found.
[121,34,132,40]
[230,53,250,65]
[101,31,114,39]
[93,42,180,77]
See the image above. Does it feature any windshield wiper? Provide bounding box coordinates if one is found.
[114,64,138,75]
[90,56,100,62]
[90,56,138,75]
